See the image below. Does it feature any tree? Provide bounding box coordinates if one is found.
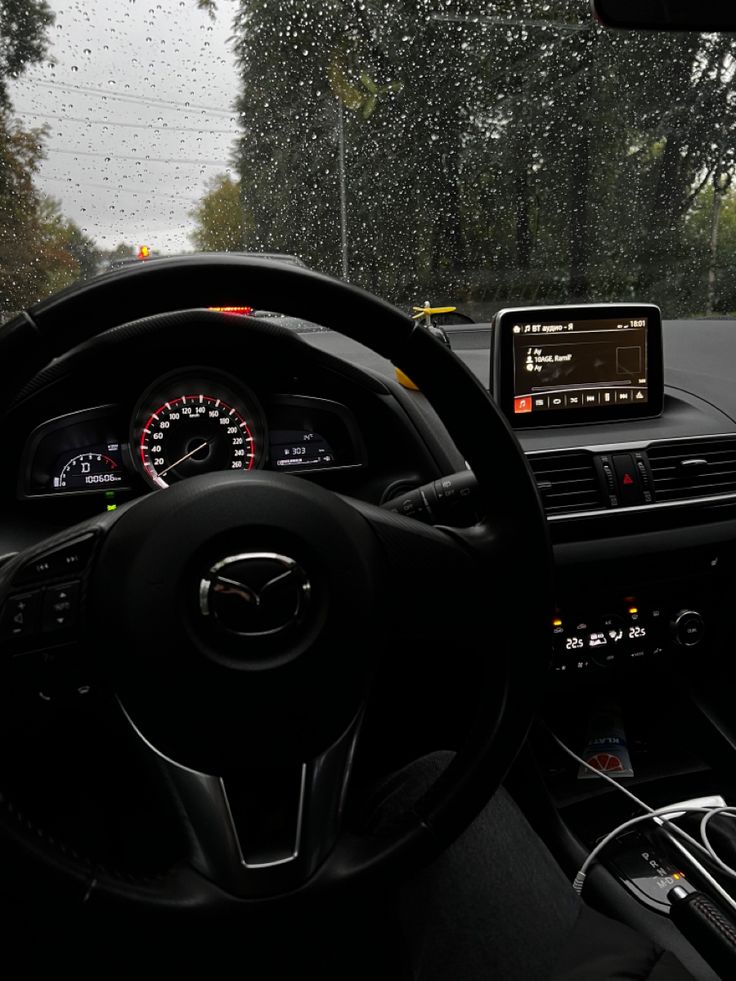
[189,174,251,252]
[37,198,102,294]
[0,116,47,312]
[208,1,736,316]
[231,1,346,275]
[684,185,736,313]
[0,0,111,315]
[0,0,55,314]
[0,0,53,109]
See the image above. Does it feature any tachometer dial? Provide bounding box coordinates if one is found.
[132,371,265,489]
[55,450,123,491]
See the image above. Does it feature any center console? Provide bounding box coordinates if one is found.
[552,596,706,678]
[485,301,736,977]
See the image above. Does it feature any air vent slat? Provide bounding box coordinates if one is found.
[545,478,597,490]
[648,437,736,503]
[531,466,593,478]
[656,470,736,485]
[651,453,736,465]
[527,452,606,516]
[546,487,598,499]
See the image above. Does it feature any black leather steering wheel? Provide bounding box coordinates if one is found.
[0,255,552,911]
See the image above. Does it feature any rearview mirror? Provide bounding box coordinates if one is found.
[592,1,736,32]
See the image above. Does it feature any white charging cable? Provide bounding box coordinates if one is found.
[550,731,736,912]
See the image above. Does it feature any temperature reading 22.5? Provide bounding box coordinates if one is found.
[628,625,647,639]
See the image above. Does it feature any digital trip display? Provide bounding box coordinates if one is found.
[269,430,336,470]
[512,316,648,416]
[52,442,126,491]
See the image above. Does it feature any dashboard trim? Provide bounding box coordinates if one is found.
[524,431,736,456]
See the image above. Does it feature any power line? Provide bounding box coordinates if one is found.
[43,171,207,194]
[24,77,237,117]
[47,145,232,166]
[16,107,237,135]
[40,175,199,202]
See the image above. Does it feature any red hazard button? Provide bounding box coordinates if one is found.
[612,453,645,504]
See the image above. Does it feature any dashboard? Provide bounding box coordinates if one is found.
[5,300,736,695]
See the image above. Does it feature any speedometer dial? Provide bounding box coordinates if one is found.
[132,371,265,489]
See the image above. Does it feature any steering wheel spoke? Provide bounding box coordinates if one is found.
[0,517,117,701]
[125,707,362,898]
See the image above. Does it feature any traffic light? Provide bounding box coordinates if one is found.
[137,245,150,260]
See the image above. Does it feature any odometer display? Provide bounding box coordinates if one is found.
[56,449,124,490]
[133,373,264,488]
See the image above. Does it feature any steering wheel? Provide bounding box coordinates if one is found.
[0,255,552,910]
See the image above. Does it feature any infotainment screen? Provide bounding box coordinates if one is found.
[492,304,663,427]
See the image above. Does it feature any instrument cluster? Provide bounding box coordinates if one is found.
[19,368,365,500]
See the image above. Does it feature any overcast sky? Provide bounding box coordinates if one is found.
[9,0,241,253]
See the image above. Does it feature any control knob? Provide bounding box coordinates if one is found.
[671,610,705,648]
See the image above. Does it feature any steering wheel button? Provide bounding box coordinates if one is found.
[1,591,42,640]
[42,582,80,632]
[53,536,95,572]
[14,535,95,586]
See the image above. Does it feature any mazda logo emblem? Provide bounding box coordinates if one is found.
[199,553,310,637]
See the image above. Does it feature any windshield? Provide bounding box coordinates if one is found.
[2,1,735,323]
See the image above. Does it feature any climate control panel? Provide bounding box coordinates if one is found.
[552,600,705,676]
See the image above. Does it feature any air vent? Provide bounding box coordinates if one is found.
[647,437,736,502]
[527,452,606,515]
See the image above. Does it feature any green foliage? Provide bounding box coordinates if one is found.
[104,242,136,262]
[0,114,47,311]
[0,0,55,312]
[37,197,101,293]
[228,0,736,317]
[195,0,217,17]
[685,184,736,312]
[189,174,251,252]
[0,0,105,315]
[0,117,102,314]
[231,0,347,275]
[0,0,53,107]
